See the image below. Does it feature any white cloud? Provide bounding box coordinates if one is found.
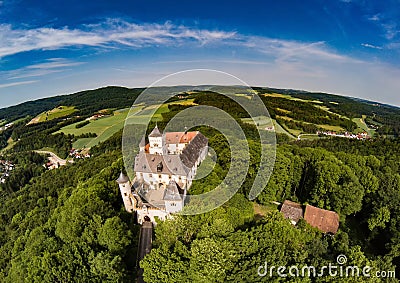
[368,14,380,22]
[0,19,351,65]
[240,36,352,63]
[0,80,37,89]
[0,20,356,78]
[0,20,236,58]
[1,19,400,106]
[26,58,84,69]
[2,58,85,80]
[361,43,383,49]
[381,23,399,40]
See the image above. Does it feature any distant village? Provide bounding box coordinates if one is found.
[42,149,92,170]
[316,131,369,140]
[0,159,15,184]
[69,148,91,159]
[0,122,14,132]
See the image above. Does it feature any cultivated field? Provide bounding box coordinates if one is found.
[28,106,76,124]
[352,115,375,136]
[56,108,132,149]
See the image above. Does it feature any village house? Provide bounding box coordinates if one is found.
[280,200,303,225]
[117,125,208,224]
[316,131,369,140]
[0,159,15,183]
[280,200,339,234]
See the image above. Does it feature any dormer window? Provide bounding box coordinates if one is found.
[157,162,163,172]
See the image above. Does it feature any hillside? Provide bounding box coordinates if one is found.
[0,86,399,282]
[0,86,143,123]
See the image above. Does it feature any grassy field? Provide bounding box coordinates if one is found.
[298,134,321,140]
[125,104,169,125]
[241,116,273,129]
[1,137,16,153]
[169,98,197,105]
[253,202,278,220]
[261,93,323,104]
[242,116,296,139]
[352,116,375,136]
[29,106,76,124]
[57,108,133,149]
[283,127,302,137]
[272,119,295,138]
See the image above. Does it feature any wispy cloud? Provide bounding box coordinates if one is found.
[241,36,351,62]
[368,14,381,22]
[0,19,351,65]
[0,80,37,89]
[381,23,399,40]
[0,19,364,90]
[361,43,383,49]
[26,58,84,69]
[366,12,399,41]
[0,20,236,58]
[3,58,85,80]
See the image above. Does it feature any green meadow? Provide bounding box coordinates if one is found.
[34,106,76,123]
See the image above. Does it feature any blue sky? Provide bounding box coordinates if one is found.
[1,0,400,108]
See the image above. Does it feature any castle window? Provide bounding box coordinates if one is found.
[158,174,162,179]
[149,173,153,178]
[157,162,163,172]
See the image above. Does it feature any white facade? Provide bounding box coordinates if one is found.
[165,199,184,214]
[117,126,208,225]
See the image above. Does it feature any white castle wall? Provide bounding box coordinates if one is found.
[136,172,187,190]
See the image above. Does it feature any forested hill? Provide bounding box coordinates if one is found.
[0,86,143,122]
[1,85,399,124]
[0,85,399,282]
[255,87,400,132]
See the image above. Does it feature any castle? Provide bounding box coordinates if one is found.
[117,125,208,224]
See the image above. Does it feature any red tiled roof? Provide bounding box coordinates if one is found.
[165,131,197,144]
[304,205,339,234]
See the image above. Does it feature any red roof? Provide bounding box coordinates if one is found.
[304,205,339,234]
[165,131,197,144]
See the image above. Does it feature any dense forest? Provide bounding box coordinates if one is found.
[0,86,399,282]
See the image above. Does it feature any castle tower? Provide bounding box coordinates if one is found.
[139,136,146,152]
[148,125,166,155]
[163,180,184,213]
[116,172,135,212]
